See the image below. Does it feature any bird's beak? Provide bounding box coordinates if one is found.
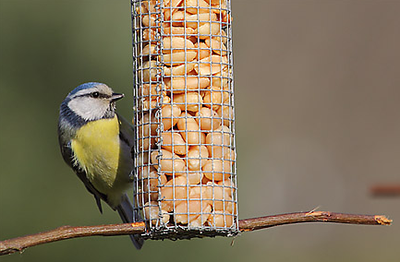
[111,93,124,102]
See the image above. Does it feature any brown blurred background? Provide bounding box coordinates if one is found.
[0,0,399,261]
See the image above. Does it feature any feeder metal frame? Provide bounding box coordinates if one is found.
[131,0,238,240]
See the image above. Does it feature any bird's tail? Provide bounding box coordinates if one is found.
[116,194,144,250]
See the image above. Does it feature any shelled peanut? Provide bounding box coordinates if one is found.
[136,0,236,228]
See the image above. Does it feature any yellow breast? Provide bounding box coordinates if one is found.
[71,116,120,194]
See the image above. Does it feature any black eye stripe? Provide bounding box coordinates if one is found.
[98,93,110,99]
[75,93,110,99]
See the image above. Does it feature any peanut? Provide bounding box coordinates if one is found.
[151,149,186,175]
[205,38,227,55]
[141,43,157,56]
[194,55,228,76]
[185,0,210,14]
[142,170,167,201]
[140,83,165,97]
[194,42,212,60]
[160,175,189,211]
[175,200,211,225]
[165,76,210,93]
[161,104,181,130]
[206,124,233,157]
[142,14,157,27]
[140,94,170,111]
[208,212,233,227]
[188,204,211,227]
[195,22,221,39]
[143,201,170,225]
[177,114,206,144]
[163,51,197,66]
[162,37,195,53]
[142,28,157,42]
[216,105,233,126]
[203,86,229,111]
[185,13,218,29]
[204,0,226,6]
[163,26,196,37]
[138,113,157,150]
[163,0,184,21]
[140,60,161,82]
[186,145,209,171]
[163,63,196,77]
[195,107,222,131]
[202,159,232,181]
[173,92,203,112]
[185,171,203,185]
[202,183,232,211]
[161,131,186,155]
[217,178,236,198]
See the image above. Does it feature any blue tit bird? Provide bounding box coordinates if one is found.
[58,82,144,249]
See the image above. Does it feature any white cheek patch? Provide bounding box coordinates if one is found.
[68,97,107,121]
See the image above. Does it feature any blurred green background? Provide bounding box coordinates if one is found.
[1,0,399,261]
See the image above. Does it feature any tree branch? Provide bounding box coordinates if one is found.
[238,211,392,232]
[0,223,146,256]
[0,211,391,256]
[370,184,400,197]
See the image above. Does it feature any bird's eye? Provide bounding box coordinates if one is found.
[91,92,100,98]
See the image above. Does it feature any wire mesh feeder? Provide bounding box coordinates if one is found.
[131,0,237,240]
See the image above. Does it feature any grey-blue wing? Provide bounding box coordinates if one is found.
[117,113,135,148]
[117,113,145,249]
[116,194,144,250]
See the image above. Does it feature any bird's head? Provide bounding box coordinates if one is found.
[63,82,124,122]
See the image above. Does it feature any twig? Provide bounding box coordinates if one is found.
[370,184,400,197]
[0,211,391,256]
[0,223,146,256]
[238,211,392,232]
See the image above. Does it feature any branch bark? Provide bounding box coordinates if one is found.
[0,211,391,256]
[370,184,400,197]
[238,211,392,231]
[0,223,146,256]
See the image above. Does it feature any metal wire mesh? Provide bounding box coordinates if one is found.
[131,0,238,240]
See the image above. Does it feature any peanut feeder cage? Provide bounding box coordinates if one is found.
[131,0,238,240]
